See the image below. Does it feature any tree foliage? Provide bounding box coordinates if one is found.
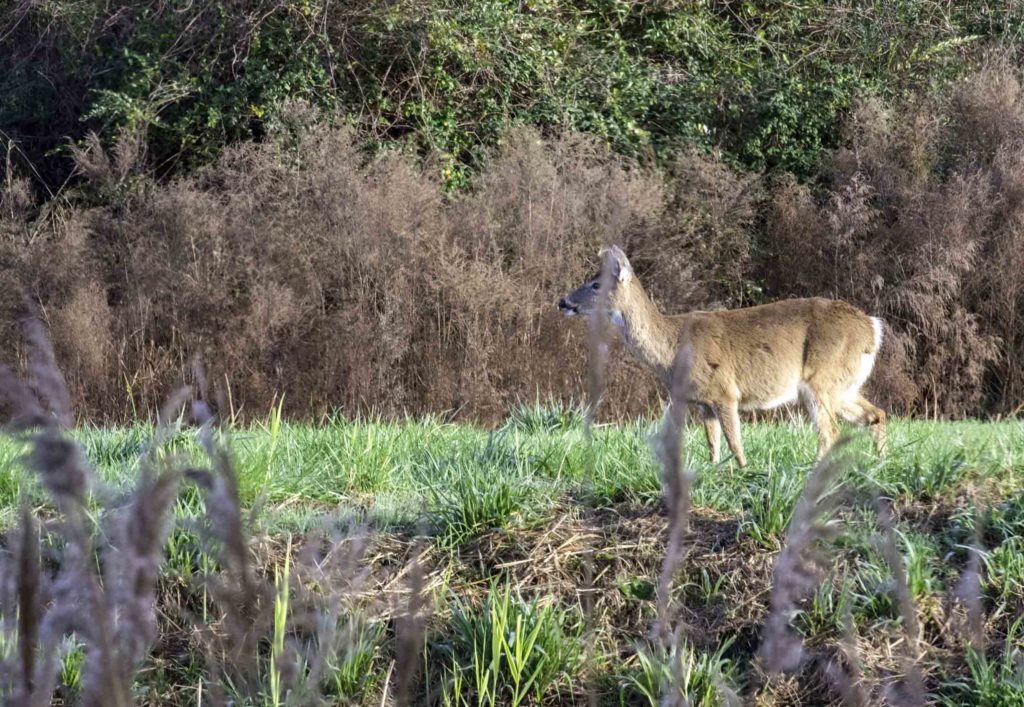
[3,1,1022,187]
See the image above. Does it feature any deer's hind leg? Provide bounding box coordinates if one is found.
[800,385,838,461]
[839,395,887,455]
[712,399,746,467]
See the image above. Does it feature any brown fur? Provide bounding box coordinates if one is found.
[559,246,886,465]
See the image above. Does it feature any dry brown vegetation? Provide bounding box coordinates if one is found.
[4,63,1024,422]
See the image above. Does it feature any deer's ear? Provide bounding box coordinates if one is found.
[603,245,632,283]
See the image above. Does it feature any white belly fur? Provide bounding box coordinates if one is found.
[740,382,800,411]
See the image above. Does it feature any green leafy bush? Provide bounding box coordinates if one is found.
[3,0,1019,186]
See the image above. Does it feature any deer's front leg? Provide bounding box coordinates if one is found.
[700,404,721,464]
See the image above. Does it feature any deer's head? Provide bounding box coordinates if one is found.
[558,245,634,321]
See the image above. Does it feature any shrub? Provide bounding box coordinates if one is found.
[6,1,1014,188]
[4,124,676,423]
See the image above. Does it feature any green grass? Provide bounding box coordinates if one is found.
[2,412,1023,704]
[443,582,583,706]
[940,617,1024,707]
[6,417,1020,525]
[617,638,737,707]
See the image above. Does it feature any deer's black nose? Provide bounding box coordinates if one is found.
[558,297,568,309]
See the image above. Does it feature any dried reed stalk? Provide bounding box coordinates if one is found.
[824,604,872,707]
[640,344,697,706]
[952,509,986,652]
[14,504,41,704]
[760,441,848,674]
[583,248,616,434]
[393,542,428,706]
[581,246,617,707]
[876,500,926,707]
[652,345,694,644]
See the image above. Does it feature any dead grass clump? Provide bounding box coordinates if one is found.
[0,182,117,419]
[447,129,669,418]
[0,173,29,387]
[948,59,1024,167]
[84,124,453,418]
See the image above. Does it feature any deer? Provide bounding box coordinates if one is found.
[558,246,886,466]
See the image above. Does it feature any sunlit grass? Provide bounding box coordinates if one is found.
[2,417,1023,532]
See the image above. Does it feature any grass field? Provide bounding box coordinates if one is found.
[3,404,1024,705]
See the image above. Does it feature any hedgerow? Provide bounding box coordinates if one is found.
[3,1,1021,187]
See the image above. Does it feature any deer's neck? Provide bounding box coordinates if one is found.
[613,285,680,384]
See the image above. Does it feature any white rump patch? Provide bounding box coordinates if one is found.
[871,317,884,350]
[843,317,884,402]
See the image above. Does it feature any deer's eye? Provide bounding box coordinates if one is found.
[591,282,600,290]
